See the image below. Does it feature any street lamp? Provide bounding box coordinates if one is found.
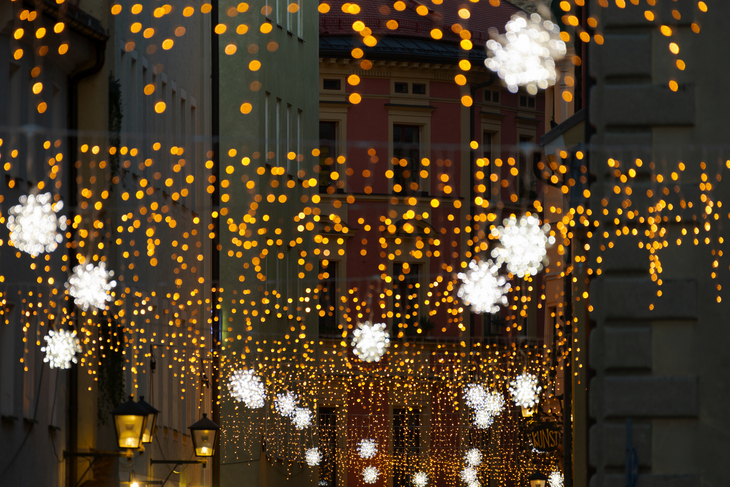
[137,396,160,444]
[528,472,549,487]
[189,413,219,457]
[111,395,148,450]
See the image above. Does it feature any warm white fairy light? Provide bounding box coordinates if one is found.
[351,321,390,362]
[274,391,299,417]
[509,373,541,409]
[491,215,555,278]
[474,409,494,429]
[460,467,478,485]
[549,471,564,487]
[66,261,117,311]
[41,329,82,369]
[485,11,567,94]
[6,192,67,257]
[292,407,313,429]
[457,259,510,314]
[305,447,322,466]
[357,438,378,459]
[412,471,429,487]
[228,368,266,408]
[464,448,482,467]
[463,383,488,410]
[362,466,380,484]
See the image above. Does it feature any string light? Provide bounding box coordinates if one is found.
[509,373,541,409]
[274,391,299,417]
[41,329,82,369]
[457,259,510,314]
[227,369,266,408]
[362,466,380,484]
[65,262,117,311]
[351,321,390,362]
[491,215,555,278]
[357,438,378,459]
[6,193,67,257]
[305,447,322,466]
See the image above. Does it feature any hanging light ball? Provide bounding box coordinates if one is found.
[548,471,564,487]
[65,261,117,311]
[485,11,567,94]
[6,192,66,257]
[412,471,429,487]
[305,447,322,466]
[362,466,380,484]
[457,259,511,314]
[467,481,481,487]
[357,438,378,459]
[460,467,478,485]
[481,391,505,416]
[463,383,488,410]
[509,373,542,409]
[490,215,555,278]
[292,407,313,430]
[464,448,482,467]
[351,321,390,362]
[227,368,266,408]
[473,409,495,429]
[274,391,299,417]
[41,329,82,369]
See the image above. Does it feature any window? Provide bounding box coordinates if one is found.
[319,121,338,193]
[392,125,421,195]
[484,90,500,103]
[318,407,338,487]
[323,79,341,91]
[393,263,420,336]
[394,82,409,94]
[319,260,339,335]
[519,95,536,108]
[393,407,421,487]
[412,83,426,95]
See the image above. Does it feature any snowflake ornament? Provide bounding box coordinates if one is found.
[460,467,478,485]
[275,391,299,417]
[41,329,82,369]
[362,466,380,484]
[490,215,555,278]
[412,471,429,487]
[549,471,564,487]
[473,409,495,429]
[509,373,541,409]
[485,11,567,94]
[482,391,505,416]
[292,407,313,429]
[228,368,266,408]
[464,448,482,467]
[357,438,378,459]
[6,192,67,257]
[305,447,322,466]
[351,321,390,362]
[463,383,488,410]
[457,259,511,314]
[467,481,481,487]
[65,261,117,311]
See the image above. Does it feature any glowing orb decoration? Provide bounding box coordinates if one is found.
[549,471,564,487]
[351,321,390,362]
[227,368,266,408]
[6,192,67,257]
[292,407,313,429]
[412,471,429,487]
[460,467,478,484]
[275,391,299,417]
[464,448,482,467]
[457,259,510,314]
[41,329,82,369]
[474,409,494,429]
[482,391,505,416]
[467,481,481,487]
[463,383,488,410]
[485,11,567,94]
[509,373,542,409]
[65,261,117,311]
[305,447,322,466]
[490,215,555,278]
[357,438,378,459]
[362,466,380,484]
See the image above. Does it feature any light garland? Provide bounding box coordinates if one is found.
[292,407,313,429]
[474,409,495,429]
[457,259,510,314]
[508,373,541,409]
[357,438,378,459]
[227,368,266,408]
[485,11,567,94]
[549,471,564,487]
[65,261,117,311]
[412,471,429,487]
[6,192,67,257]
[351,321,390,362]
[464,448,482,467]
[490,215,555,278]
[362,466,380,484]
[305,447,322,466]
[41,329,82,369]
[274,391,299,417]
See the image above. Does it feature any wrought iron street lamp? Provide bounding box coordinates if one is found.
[137,396,160,444]
[529,472,549,487]
[111,395,148,450]
[189,413,219,457]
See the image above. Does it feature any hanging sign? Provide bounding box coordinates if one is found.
[527,421,562,452]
